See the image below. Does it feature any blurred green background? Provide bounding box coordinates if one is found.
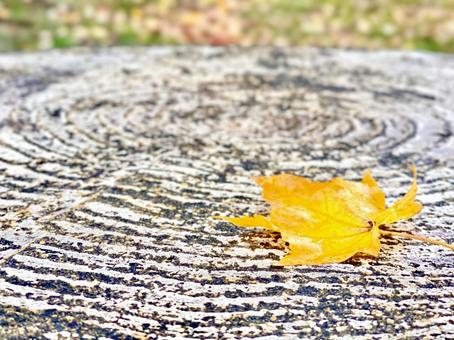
[1,0,454,52]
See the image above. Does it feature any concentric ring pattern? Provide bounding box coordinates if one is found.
[0,47,453,338]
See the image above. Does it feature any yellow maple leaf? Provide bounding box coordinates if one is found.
[219,166,453,265]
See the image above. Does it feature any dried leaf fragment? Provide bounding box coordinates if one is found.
[219,167,453,265]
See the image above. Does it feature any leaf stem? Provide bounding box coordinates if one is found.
[379,230,454,251]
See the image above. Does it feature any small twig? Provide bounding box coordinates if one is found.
[0,236,42,266]
[379,230,454,251]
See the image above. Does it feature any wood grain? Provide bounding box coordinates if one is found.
[0,47,453,339]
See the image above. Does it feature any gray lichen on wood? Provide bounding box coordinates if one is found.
[0,47,453,338]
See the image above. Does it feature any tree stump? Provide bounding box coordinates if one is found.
[0,47,453,338]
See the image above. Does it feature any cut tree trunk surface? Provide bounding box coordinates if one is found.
[0,47,453,339]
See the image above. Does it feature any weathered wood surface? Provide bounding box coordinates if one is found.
[0,47,453,339]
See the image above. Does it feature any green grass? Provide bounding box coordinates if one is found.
[0,0,453,52]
